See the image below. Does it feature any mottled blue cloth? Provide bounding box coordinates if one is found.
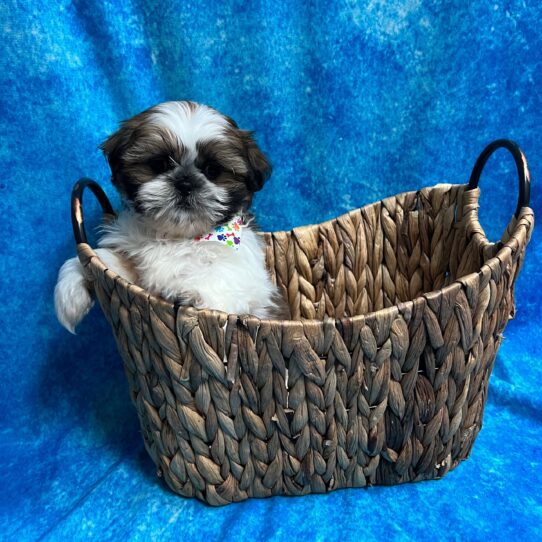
[1,1,541,540]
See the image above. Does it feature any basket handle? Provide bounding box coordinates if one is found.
[71,178,116,245]
[467,139,531,218]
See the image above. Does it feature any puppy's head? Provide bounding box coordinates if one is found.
[100,101,271,235]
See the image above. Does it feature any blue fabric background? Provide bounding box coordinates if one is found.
[1,1,541,540]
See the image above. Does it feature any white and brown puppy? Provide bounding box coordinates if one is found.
[55,101,289,333]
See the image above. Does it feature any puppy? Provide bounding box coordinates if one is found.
[55,101,290,333]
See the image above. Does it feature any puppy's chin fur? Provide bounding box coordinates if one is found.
[134,178,229,238]
[54,100,290,333]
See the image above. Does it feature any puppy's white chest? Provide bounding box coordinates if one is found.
[128,231,273,315]
[98,214,277,316]
[132,239,209,290]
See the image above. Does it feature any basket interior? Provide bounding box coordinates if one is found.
[265,184,494,320]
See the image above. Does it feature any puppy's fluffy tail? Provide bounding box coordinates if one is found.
[54,257,94,334]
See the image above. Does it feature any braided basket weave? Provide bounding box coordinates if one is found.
[72,140,533,505]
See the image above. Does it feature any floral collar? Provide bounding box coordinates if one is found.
[194,216,245,250]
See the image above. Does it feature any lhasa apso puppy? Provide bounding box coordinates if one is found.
[55,101,290,332]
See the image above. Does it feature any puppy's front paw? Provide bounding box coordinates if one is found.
[174,291,204,308]
[54,257,94,334]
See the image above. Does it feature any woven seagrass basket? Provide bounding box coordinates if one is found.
[72,139,533,505]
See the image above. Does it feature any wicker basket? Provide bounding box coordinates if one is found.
[72,139,533,505]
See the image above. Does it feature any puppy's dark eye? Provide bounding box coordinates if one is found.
[148,156,172,175]
[202,162,222,180]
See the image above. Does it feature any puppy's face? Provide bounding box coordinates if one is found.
[100,101,271,235]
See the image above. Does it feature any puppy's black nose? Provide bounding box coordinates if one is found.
[174,177,192,195]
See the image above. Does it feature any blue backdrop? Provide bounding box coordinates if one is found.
[1,1,541,540]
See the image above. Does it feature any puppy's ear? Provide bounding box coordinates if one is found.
[99,122,134,186]
[241,130,272,192]
[223,114,239,129]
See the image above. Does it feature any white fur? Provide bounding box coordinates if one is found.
[54,258,93,334]
[150,102,229,153]
[55,212,280,332]
[98,211,278,317]
[54,248,136,333]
